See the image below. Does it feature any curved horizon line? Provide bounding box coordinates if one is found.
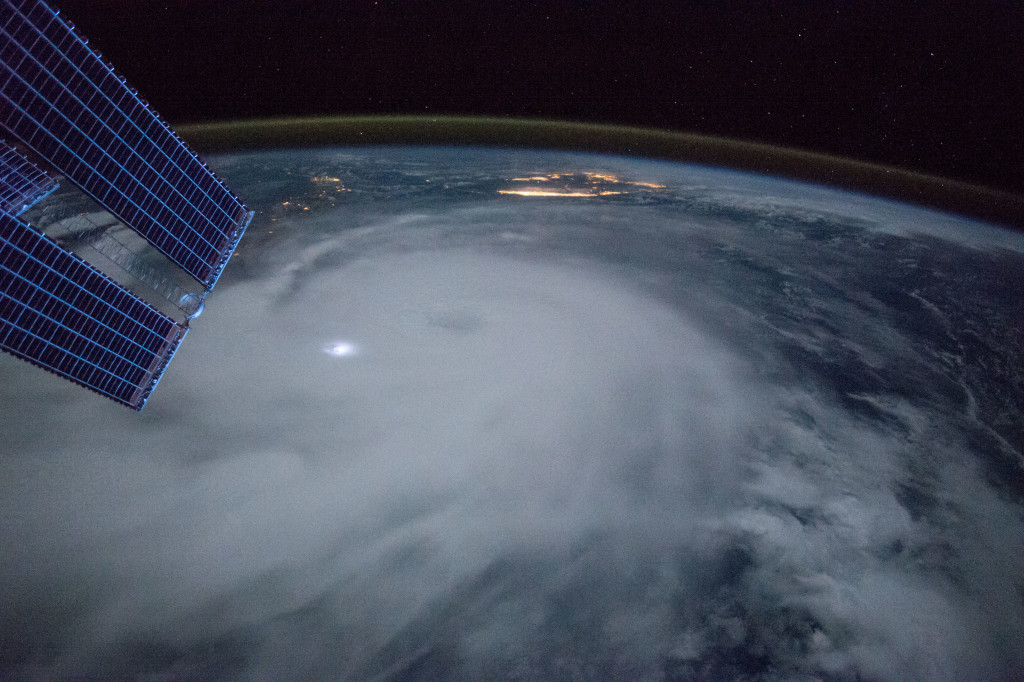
[176,115,1024,232]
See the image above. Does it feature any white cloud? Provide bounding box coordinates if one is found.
[1,171,1021,678]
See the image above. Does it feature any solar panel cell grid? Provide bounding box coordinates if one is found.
[1,0,249,287]
[0,212,186,409]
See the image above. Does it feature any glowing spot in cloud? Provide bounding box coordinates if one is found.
[324,341,358,357]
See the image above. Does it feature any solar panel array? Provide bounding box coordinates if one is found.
[0,0,252,288]
[0,137,55,215]
[0,211,187,409]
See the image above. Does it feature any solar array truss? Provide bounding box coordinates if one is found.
[0,136,56,215]
[0,0,252,289]
[0,211,187,409]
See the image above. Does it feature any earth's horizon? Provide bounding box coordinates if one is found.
[177,116,1024,233]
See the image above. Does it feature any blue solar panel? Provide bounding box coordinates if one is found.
[0,0,251,288]
[0,137,56,215]
[0,211,187,409]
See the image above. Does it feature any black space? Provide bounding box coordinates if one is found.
[57,0,1023,194]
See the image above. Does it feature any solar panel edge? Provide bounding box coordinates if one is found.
[128,322,187,410]
[1,330,138,410]
[13,177,57,214]
[203,208,253,290]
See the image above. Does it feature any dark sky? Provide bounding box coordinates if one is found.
[58,0,1023,194]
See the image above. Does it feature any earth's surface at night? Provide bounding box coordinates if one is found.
[2,145,1023,680]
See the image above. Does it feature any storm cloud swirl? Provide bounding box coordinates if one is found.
[1,149,1022,679]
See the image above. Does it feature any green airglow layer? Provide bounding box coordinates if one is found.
[177,115,1024,231]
